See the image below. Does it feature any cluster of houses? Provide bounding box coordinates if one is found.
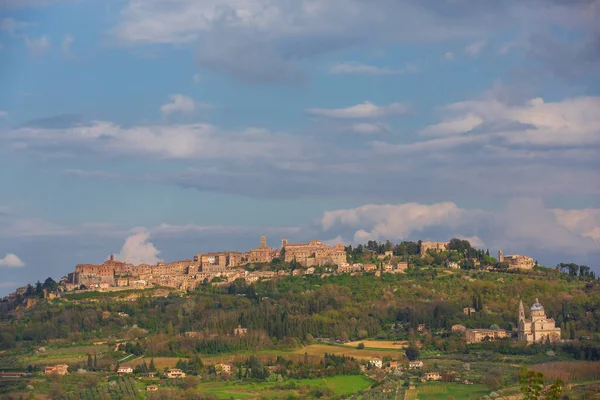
[367,358,465,383]
[46,236,415,295]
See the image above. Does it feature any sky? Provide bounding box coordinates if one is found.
[0,0,599,295]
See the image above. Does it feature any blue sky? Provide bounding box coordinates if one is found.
[1,0,599,295]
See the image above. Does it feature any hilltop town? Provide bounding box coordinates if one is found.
[30,237,536,295]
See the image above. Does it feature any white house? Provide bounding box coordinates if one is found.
[117,367,133,375]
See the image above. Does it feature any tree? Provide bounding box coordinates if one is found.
[405,344,420,361]
[149,358,156,372]
[182,375,200,390]
[42,277,57,291]
[544,379,564,400]
[520,368,544,400]
[87,353,93,370]
[357,342,365,350]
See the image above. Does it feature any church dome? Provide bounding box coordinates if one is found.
[530,298,544,311]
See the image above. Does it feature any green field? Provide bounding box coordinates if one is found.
[19,344,111,366]
[415,382,490,399]
[196,375,374,399]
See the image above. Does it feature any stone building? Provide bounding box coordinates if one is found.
[246,235,277,263]
[420,241,448,256]
[465,328,509,344]
[518,299,561,344]
[498,250,534,270]
[280,238,346,266]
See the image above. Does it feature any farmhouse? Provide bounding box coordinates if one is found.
[117,367,133,375]
[166,369,186,379]
[44,364,69,375]
[424,371,442,381]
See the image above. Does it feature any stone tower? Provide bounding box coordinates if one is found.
[260,235,267,248]
[519,300,525,323]
[282,238,288,247]
[498,250,504,263]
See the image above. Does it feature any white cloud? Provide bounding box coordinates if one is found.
[6,120,314,161]
[0,281,18,288]
[322,202,469,241]
[444,51,455,60]
[116,229,162,265]
[61,34,74,55]
[321,198,600,255]
[417,95,600,146]
[160,94,197,116]
[419,114,484,136]
[330,62,416,75]
[0,253,25,268]
[0,110,7,118]
[24,34,50,54]
[192,73,202,84]
[465,40,486,56]
[553,208,600,242]
[307,101,411,119]
[349,122,390,134]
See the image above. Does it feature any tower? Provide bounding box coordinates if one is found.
[518,300,525,323]
[260,235,267,248]
[282,238,288,247]
[498,250,504,263]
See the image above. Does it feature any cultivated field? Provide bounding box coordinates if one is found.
[196,375,373,399]
[20,344,111,366]
[345,340,409,349]
[415,382,490,400]
[294,343,406,361]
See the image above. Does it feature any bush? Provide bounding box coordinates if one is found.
[357,342,365,350]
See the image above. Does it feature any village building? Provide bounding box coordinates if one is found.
[518,299,561,344]
[451,324,466,333]
[0,372,28,378]
[420,241,448,256]
[280,238,346,266]
[465,328,509,344]
[408,361,423,369]
[424,372,442,381]
[463,307,477,315]
[369,358,383,369]
[498,250,534,270]
[234,325,247,336]
[117,367,133,375]
[44,364,69,375]
[216,363,232,374]
[246,235,277,264]
[146,385,159,391]
[166,369,186,379]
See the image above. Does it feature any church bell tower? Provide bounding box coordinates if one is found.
[518,300,525,323]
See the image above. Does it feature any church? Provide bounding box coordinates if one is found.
[518,298,561,344]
